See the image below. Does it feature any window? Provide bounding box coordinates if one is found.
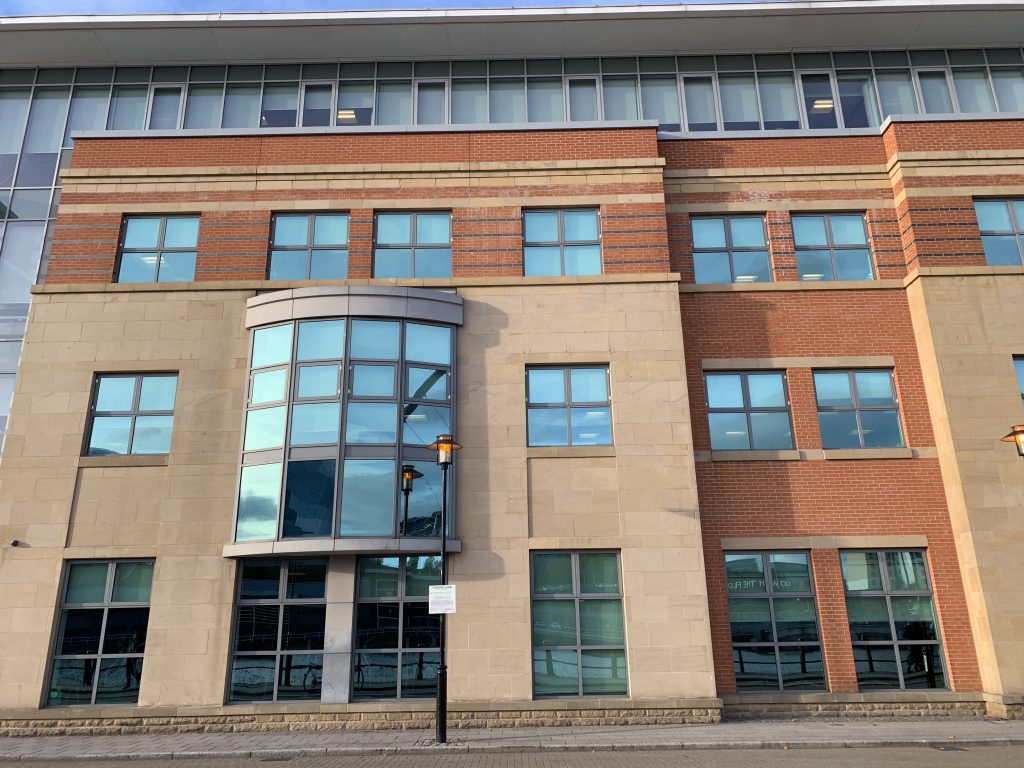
[229,558,327,702]
[531,551,626,697]
[1015,356,1024,400]
[692,216,771,284]
[85,373,177,456]
[705,372,793,450]
[0,339,19,446]
[352,555,441,700]
[523,209,601,276]
[792,213,873,282]
[268,213,348,280]
[974,199,1024,266]
[842,550,946,690]
[813,370,904,449]
[237,318,453,542]
[725,552,825,691]
[526,366,611,447]
[373,212,451,278]
[47,560,154,706]
[116,215,199,283]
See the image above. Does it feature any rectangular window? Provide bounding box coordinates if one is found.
[692,215,771,284]
[268,213,349,280]
[974,199,1024,266]
[526,366,611,447]
[705,371,793,450]
[523,209,601,276]
[1014,356,1024,400]
[352,555,441,700]
[531,551,626,697]
[229,558,327,702]
[85,373,178,456]
[842,550,947,690]
[116,215,199,283]
[373,212,451,278]
[792,213,873,282]
[47,560,154,706]
[725,552,825,691]
[813,370,904,449]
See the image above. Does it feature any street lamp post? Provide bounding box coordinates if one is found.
[400,464,423,535]
[428,433,461,745]
[1003,424,1024,458]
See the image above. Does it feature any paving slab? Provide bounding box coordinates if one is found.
[1,719,1024,761]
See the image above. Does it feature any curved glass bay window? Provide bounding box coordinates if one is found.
[236,315,454,543]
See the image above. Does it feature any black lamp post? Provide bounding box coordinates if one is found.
[1002,424,1024,458]
[427,432,461,745]
[400,464,423,535]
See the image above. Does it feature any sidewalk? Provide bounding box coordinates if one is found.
[2,719,1024,760]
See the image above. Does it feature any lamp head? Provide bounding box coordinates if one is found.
[1003,425,1024,458]
[428,433,462,466]
[401,464,424,492]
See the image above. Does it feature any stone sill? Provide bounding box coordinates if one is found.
[703,355,895,370]
[78,454,169,468]
[710,450,800,462]
[223,537,462,558]
[722,691,979,704]
[822,447,914,460]
[696,447,932,462]
[527,446,616,459]
[681,279,903,293]
[906,265,1024,284]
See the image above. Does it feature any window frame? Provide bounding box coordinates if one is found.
[704,370,794,451]
[725,550,826,692]
[812,368,904,450]
[529,550,627,698]
[83,372,178,457]
[525,364,612,448]
[267,212,350,280]
[115,214,200,283]
[974,198,1024,266]
[691,214,771,284]
[46,559,154,707]
[522,208,602,277]
[841,548,947,691]
[791,212,873,282]
[371,210,452,278]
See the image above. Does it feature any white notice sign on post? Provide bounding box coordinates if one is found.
[428,584,456,614]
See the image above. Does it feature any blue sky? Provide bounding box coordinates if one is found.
[3,0,760,16]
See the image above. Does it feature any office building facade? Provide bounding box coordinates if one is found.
[0,3,1023,732]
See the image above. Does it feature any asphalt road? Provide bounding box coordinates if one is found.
[7,745,1022,768]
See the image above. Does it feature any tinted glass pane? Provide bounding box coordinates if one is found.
[405,323,451,365]
[779,646,825,690]
[720,74,759,129]
[236,462,282,542]
[524,211,558,242]
[528,369,565,404]
[732,250,772,283]
[296,320,345,362]
[408,367,447,401]
[581,649,627,695]
[981,235,1022,266]
[733,647,778,691]
[802,74,838,128]
[730,217,766,247]
[309,248,348,279]
[339,459,395,536]
[796,249,834,281]
[413,247,451,278]
[684,77,717,130]
[579,599,624,645]
[88,416,132,455]
[57,608,104,654]
[66,562,109,603]
[101,607,149,653]
[48,658,96,706]
[351,364,394,397]
[847,596,893,641]
[749,412,793,450]
[579,552,619,593]
[901,645,945,689]
[272,215,308,247]
[229,655,275,701]
[830,215,867,245]
[222,85,261,128]
[351,652,398,699]
[452,79,487,123]
[563,210,598,241]
[770,553,812,592]
[993,69,1024,111]
[692,218,726,248]
[706,374,743,409]
[860,410,903,448]
[95,657,143,704]
[532,599,577,646]
[281,605,326,650]
[156,250,196,282]
[528,408,568,447]
[282,460,335,538]
[405,555,442,597]
[693,251,732,284]
[527,78,563,122]
[123,218,160,249]
[709,412,750,450]
[842,551,883,591]
[268,250,306,280]
[351,320,400,360]
[358,557,400,599]
[235,604,280,652]
[402,404,450,446]
[252,324,293,369]
[792,216,827,246]
[354,603,400,649]
[112,562,153,603]
[570,407,611,445]
[376,214,411,245]
[835,248,873,281]
[854,371,895,406]
[346,402,397,443]
[244,406,286,451]
[291,402,340,446]
[885,551,929,592]
[533,649,579,696]
[163,217,199,248]
[129,418,175,458]
[276,653,322,700]
[728,598,772,643]
[919,71,953,113]
[403,461,444,537]
[564,245,601,275]
[524,246,561,276]
[568,79,598,121]
[838,72,881,128]
[814,372,853,407]
[533,553,573,594]
[287,559,327,599]
[138,376,177,411]
[401,652,439,697]
[239,559,280,600]
[748,373,785,407]
[416,214,450,244]
[853,645,900,689]
[95,376,136,412]
[774,597,819,641]
[725,553,766,593]
[818,410,860,449]
[892,596,937,640]
[375,250,411,278]
[975,200,1013,231]
[403,602,441,648]
[296,364,338,399]
[251,369,287,405]
[759,73,800,129]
